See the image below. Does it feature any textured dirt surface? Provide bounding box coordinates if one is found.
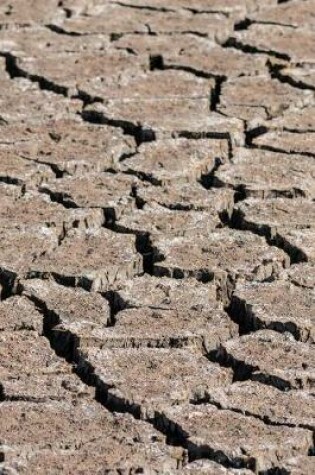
[0,1,314,474]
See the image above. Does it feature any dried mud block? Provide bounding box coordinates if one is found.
[17,54,213,108]
[0,24,111,55]
[1,368,90,404]
[113,0,271,17]
[137,182,235,214]
[120,138,229,185]
[57,4,233,42]
[277,228,315,263]
[1,447,182,475]
[58,0,103,17]
[0,183,22,202]
[46,3,149,36]
[71,276,234,351]
[0,0,63,25]
[0,401,183,473]
[21,278,111,327]
[54,275,237,352]
[0,329,58,371]
[234,198,315,262]
[277,64,315,90]
[280,456,315,475]
[252,129,315,156]
[252,105,315,134]
[206,381,315,430]
[235,198,315,234]
[115,274,218,310]
[82,69,213,102]
[231,279,315,341]
[0,147,55,189]
[15,121,136,175]
[115,33,267,77]
[145,11,232,42]
[0,227,58,282]
[152,229,289,300]
[30,228,143,291]
[285,262,315,290]
[116,205,221,239]
[78,348,233,416]
[182,459,253,474]
[88,305,237,352]
[163,403,312,472]
[0,187,104,235]
[0,79,81,124]
[0,329,90,401]
[218,75,312,121]
[234,24,315,63]
[15,49,144,99]
[40,172,138,223]
[249,0,315,30]
[214,148,315,199]
[83,101,245,145]
[0,296,43,333]
[218,330,315,390]
[249,104,315,154]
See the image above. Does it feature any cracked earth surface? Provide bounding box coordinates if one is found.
[0,0,314,474]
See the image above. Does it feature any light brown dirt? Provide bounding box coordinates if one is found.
[0,1,314,474]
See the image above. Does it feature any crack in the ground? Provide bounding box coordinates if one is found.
[185,8,229,17]
[150,56,220,79]
[210,75,227,112]
[230,205,308,265]
[45,23,87,36]
[222,37,290,61]
[0,175,24,187]
[245,124,315,157]
[111,1,175,13]
[5,287,188,456]
[268,61,315,92]
[37,187,80,209]
[199,156,227,190]
[19,153,67,179]
[281,126,315,133]
[104,221,155,275]
[0,2,314,472]
[18,290,252,471]
[248,142,315,159]
[190,396,315,432]
[0,51,103,108]
[228,293,310,342]
[81,108,156,146]
[236,18,298,30]
[207,346,291,391]
[244,125,269,146]
[176,131,234,160]
[121,168,162,186]
[207,141,306,270]
[234,18,252,31]
[0,52,69,96]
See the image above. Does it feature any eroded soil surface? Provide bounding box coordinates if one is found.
[0,1,314,474]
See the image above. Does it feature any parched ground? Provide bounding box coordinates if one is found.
[0,0,314,474]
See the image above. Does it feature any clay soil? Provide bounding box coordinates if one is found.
[0,1,314,474]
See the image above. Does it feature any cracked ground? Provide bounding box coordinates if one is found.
[0,0,314,474]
